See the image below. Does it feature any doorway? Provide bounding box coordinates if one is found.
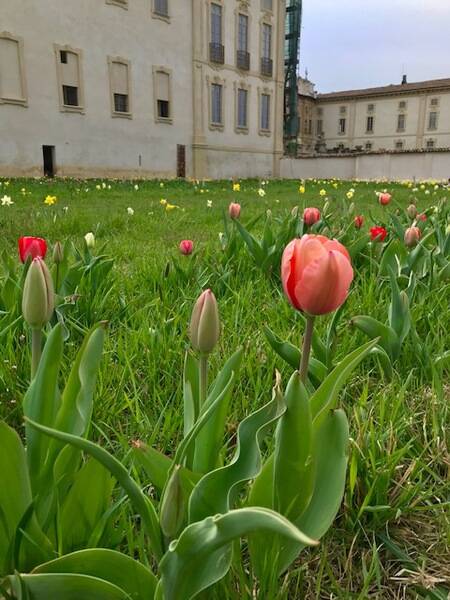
[177,144,186,178]
[42,146,55,177]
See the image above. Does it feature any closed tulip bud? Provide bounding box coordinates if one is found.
[354,215,364,229]
[303,207,321,226]
[179,240,194,255]
[228,202,241,219]
[378,192,392,206]
[53,241,64,264]
[407,204,417,219]
[84,232,95,248]
[189,289,220,354]
[404,226,421,248]
[348,202,355,215]
[291,206,299,217]
[22,257,55,329]
[160,466,184,539]
[323,201,330,214]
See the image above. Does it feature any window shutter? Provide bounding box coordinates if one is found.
[157,71,170,102]
[112,62,128,95]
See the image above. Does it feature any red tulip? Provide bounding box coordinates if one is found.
[370,226,387,242]
[417,213,427,222]
[303,207,321,226]
[18,237,47,263]
[404,226,421,248]
[354,215,364,229]
[378,193,391,206]
[281,234,354,316]
[179,240,194,255]
[228,202,241,219]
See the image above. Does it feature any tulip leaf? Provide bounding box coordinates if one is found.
[351,316,400,361]
[310,339,379,428]
[188,375,285,523]
[379,239,407,277]
[159,508,317,600]
[273,372,314,522]
[387,269,410,345]
[369,346,393,380]
[347,233,370,260]
[25,418,163,561]
[6,573,131,600]
[234,220,264,266]
[33,549,157,600]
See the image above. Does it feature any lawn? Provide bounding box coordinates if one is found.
[0,176,449,599]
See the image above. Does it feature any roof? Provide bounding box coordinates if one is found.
[316,78,450,101]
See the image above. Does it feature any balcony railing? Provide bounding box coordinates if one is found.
[260,57,273,77]
[236,50,250,71]
[209,43,225,64]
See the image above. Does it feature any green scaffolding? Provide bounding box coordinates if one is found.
[284,0,302,152]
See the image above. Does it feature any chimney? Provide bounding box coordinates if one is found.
[401,74,407,85]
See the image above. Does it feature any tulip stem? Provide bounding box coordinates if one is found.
[299,316,315,383]
[199,355,208,408]
[31,328,43,378]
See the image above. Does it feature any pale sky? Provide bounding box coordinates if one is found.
[300,0,450,93]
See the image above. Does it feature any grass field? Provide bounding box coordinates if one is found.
[1,176,449,598]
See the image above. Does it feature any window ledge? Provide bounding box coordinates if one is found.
[112,111,132,119]
[209,123,224,131]
[235,126,249,134]
[259,129,271,137]
[0,97,28,107]
[155,116,173,124]
[106,0,128,9]
[60,105,84,114]
[152,11,170,23]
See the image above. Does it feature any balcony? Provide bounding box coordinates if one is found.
[236,50,250,71]
[260,57,273,77]
[209,43,225,64]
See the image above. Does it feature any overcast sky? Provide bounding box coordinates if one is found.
[300,0,450,92]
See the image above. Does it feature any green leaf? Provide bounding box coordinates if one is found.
[351,316,400,361]
[369,346,393,380]
[25,418,163,561]
[188,374,285,523]
[347,233,370,260]
[273,372,314,521]
[379,239,408,277]
[159,508,317,600]
[234,220,264,266]
[7,573,130,600]
[33,548,157,600]
[387,268,410,344]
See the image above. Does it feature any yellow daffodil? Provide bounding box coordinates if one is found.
[319,189,327,196]
[233,182,241,192]
[258,188,266,197]
[160,198,167,205]
[298,185,305,194]
[44,195,57,205]
[165,203,177,211]
[346,191,354,200]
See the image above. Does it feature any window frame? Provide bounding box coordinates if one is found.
[258,87,272,136]
[54,43,84,113]
[427,111,438,131]
[234,81,250,133]
[152,66,173,124]
[397,112,406,132]
[207,75,225,131]
[105,0,128,9]
[338,117,346,135]
[108,56,132,119]
[366,115,374,134]
[0,32,28,106]
[152,0,170,23]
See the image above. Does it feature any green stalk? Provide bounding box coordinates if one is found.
[199,354,208,408]
[299,315,315,383]
[31,328,43,378]
[55,263,60,293]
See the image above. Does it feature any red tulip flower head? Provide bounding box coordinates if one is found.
[417,213,427,222]
[354,215,364,229]
[179,240,194,255]
[18,237,47,263]
[303,207,321,226]
[281,234,354,316]
[404,226,421,248]
[228,202,241,220]
[378,192,392,206]
[370,226,387,242]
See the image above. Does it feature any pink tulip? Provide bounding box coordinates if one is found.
[228,202,241,219]
[281,234,354,316]
[404,226,421,248]
[303,207,321,226]
[378,193,391,206]
[354,215,364,229]
[179,240,194,255]
[417,213,427,222]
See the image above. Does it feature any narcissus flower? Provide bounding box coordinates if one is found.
[189,289,220,354]
[18,237,47,263]
[378,192,391,206]
[370,226,387,242]
[303,207,321,226]
[404,226,421,248]
[84,232,95,248]
[258,188,266,197]
[232,182,241,192]
[228,202,241,219]
[346,191,354,200]
[281,234,353,316]
[354,215,364,229]
[127,207,135,215]
[298,185,305,194]
[44,195,57,205]
[319,189,327,196]
[1,195,13,206]
[22,257,55,329]
[179,240,194,255]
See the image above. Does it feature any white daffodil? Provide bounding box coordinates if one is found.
[127,207,135,215]
[1,195,13,206]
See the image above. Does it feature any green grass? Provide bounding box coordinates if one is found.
[1,176,449,598]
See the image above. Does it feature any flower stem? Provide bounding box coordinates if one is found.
[299,315,315,383]
[31,328,43,378]
[199,354,208,408]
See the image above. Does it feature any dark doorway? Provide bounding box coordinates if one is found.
[42,146,55,177]
[177,144,186,178]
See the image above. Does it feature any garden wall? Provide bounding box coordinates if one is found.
[280,151,450,181]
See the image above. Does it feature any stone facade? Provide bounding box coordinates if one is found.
[0,0,285,179]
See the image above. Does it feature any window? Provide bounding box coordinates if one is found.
[339,106,347,115]
[211,83,223,125]
[0,33,27,105]
[261,0,273,9]
[317,107,323,117]
[338,118,346,134]
[398,100,407,110]
[397,113,406,131]
[261,23,272,76]
[367,103,375,113]
[237,88,248,129]
[211,4,222,44]
[430,97,439,107]
[365,142,373,151]
[260,93,270,131]
[109,58,131,117]
[154,68,172,122]
[395,140,404,150]
[428,111,438,130]
[366,116,374,133]
[153,0,169,17]
[317,119,323,135]
[307,119,312,135]
[238,14,248,52]
[55,45,83,112]
[426,139,435,149]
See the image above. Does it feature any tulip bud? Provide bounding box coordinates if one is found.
[407,204,417,219]
[53,241,64,264]
[303,207,321,226]
[323,201,330,214]
[84,232,95,248]
[291,206,299,217]
[378,192,392,206]
[228,202,241,220]
[189,289,220,354]
[22,258,55,329]
[160,466,184,539]
[404,226,421,248]
[179,240,194,255]
[348,202,355,215]
[354,215,364,229]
